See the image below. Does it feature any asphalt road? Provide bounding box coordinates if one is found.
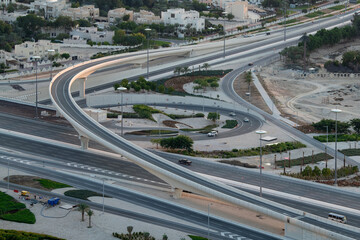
[0,160,282,240]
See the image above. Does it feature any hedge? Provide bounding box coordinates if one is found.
[340,148,360,156]
[0,229,63,240]
[314,134,360,142]
[222,120,238,129]
[184,69,232,76]
[34,179,71,189]
[64,190,108,200]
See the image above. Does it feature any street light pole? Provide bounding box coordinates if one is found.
[256,130,267,197]
[207,203,212,240]
[222,12,227,58]
[32,56,41,119]
[7,158,9,192]
[102,178,105,214]
[47,49,55,80]
[325,126,328,147]
[145,28,151,80]
[118,87,127,136]
[331,109,342,185]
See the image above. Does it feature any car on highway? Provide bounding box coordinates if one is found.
[178,159,192,165]
[229,112,236,116]
[243,117,249,122]
[207,130,218,137]
[248,62,253,66]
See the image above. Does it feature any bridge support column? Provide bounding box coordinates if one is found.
[172,188,183,199]
[78,77,86,99]
[79,135,89,150]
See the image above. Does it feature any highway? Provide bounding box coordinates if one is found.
[2,10,360,239]
[0,158,282,240]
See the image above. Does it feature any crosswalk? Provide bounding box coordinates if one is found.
[0,155,32,165]
[220,232,252,240]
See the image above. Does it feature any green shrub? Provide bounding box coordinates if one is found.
[0,229,63,240]
[222,120,238,129]
[189,235,208,240]
[0,192,26,213]
[276,153,330,167]
[314,134,360,142]
[133,104,162,121]
[340,148,360,156]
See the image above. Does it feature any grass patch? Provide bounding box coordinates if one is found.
[0,192,35,224]
[340,148,360,156]
[1,209,36,224]
[126,130,178,135]
[181,124,217,134]
[0,229,63,240]
[285,166,358,181]
[329,5,345,11]
[278,19,297,25]
[222,120,238,129]
[276,153,331,167]
[219,160,257,168]
[34,179,71,190]
[314,134,360,142]
[64,190,109,200]
[305,11,325,18]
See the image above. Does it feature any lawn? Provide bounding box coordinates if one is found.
[275,153,331,167]
[0,191,35,224]
[329,5,345,11]
[340,148,360,156]
[181,124,217,133]
[189,236,208,240]
[34,178,71,189]
[305,11,325,18]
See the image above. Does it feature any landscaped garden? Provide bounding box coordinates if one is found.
[0,229,63,240]
[0,191,35,224]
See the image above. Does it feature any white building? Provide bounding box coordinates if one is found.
[223,0,248,20]
[14,40,60,61]
[161,9,205,32]
[0,11,27,23]
[61,5,99,20]
[108,8,134,24]
[0,0,16,6]
[70,27,114,44]
[30,0,67,19]
[134,10,161,24]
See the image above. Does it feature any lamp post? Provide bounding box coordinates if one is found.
[256,130,267,197]
[118,87,127,136]
[325,126,328,147]
[7,158,9,192]
[47,49,55,80]
[222,12,227,58]
[32,56,41,119]
[102,178,105,214]
[207,203,212,240]
[331,109,342,185]
[145,28,151,80]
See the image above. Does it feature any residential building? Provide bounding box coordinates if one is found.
[223,0,248,20]
[61,5,99,20]
[70,27,114,44]
[14,40,60,61]
[108,8,134,24]
[161,9,205,32]
[0,0,15,6]
[134,10,161,24]
[0,11,27,23]
[30,0,67,19]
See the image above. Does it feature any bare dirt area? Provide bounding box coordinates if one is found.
[4,175,50,191]
[258,40,360,124]
[233,72,272,114]
[0,100,70,126]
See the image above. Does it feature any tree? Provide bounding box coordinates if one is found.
[160,135,193,151]
[158,85,165,93]
[86,209,94,228]
[207,112,220,122]
[17,14,45,39]
[150,138,161,149]
[302,165,312,176]
[120,79,129,88]
[227,13,235,21]
[202,63,210,71]
[182,66,190,75]
[77,203,89,222]
[313,166,321,176]
[174,66,182,75]
[210,82,219,90]
[350,118,360,134]
[60,53,70,59]
[76,19,92,27]
[299,32,310,70]
[122,14,130,21]
[245,71,252,93]
[167,87,174,95]
[322,168,331,177]
[114,83,120,91]
[127,226,133,240]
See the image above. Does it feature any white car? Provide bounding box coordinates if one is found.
[229,112,236,116]
[243,117,249,122]
[207,131,218,137]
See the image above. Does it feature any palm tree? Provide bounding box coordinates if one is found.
[174,66,182,76]
[86,209,94,228]
[300,32,310,70]
[183,66,190,74]
[245,71,253,93]
[127,226,133,240]
[202,63,210,71]
[144,232,150,240]
[77,203,89,222]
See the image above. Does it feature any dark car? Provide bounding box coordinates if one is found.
[178,159,192,165]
